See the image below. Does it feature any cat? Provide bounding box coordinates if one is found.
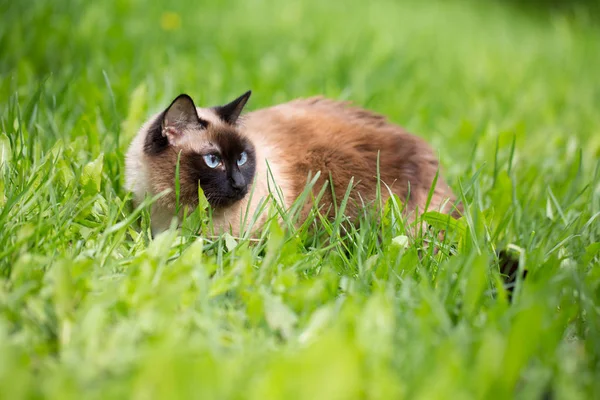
[125,91,460,237]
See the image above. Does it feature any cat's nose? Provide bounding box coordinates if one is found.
[230,171,246,191]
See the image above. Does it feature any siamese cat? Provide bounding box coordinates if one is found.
[125,91,460,237]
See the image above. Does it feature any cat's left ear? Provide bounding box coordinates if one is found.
[214,90,252,125]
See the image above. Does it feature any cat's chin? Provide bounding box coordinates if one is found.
[208,191,248,209]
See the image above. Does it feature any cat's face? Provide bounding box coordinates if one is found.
[143,91,256,210]
[182,126,256,208]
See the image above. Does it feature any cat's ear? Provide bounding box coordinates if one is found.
[214,90,252,125]
[162,94,206,144]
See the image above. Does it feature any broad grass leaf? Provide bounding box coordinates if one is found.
[209,267,240,298]
[80,153,104,195]
[473,329,506,398]
[357,292,394,358]
[147,229,177,261]
[249,331,361,400]
[391,235,409,248]
[0,176,5,207]
[11,253,47,288]
[196,185,209,212]
[121,83,147,144]
[394,247,420,277]
[462,253,489,317]
[263,291,298,339]
[489,171,513,222]
[244,290,264,326]
[181,194,210,236]
[56,159,75,188]
[422,211,466,238]
[178,237,204,267]
[298,303,336,344]
[263,217,285,267]
[0,132,11,169]
[502,304,545,390]
[272,269,298,294]
[0,323,34,399]
[583,242,600,266]
[223,233,238,252]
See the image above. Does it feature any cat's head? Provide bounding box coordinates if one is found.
[142,91,256,210]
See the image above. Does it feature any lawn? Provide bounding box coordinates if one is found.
[1,0,599,398]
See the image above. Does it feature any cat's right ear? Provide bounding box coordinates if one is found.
[144,94,207,154]
[162,94,207,144]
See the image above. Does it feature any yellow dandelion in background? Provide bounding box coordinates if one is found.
[160,11,181,31]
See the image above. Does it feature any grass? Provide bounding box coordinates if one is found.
[1,0,599,398]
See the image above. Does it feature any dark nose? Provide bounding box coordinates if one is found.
[230,170,246,191]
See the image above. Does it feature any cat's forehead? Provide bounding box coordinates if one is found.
[184,138,219,154]
[175,124,251,155]
[207,127,252,155]
[195,107,222,125]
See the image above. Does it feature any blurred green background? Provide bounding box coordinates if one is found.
[3,0,599,167]
[1,0,599,399]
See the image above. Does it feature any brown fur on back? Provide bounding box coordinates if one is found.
[240,97,458,225]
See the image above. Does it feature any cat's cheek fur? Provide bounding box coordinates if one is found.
[125,116,156,209]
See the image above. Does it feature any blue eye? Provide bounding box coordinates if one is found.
[203,154,221,168]
[237,151,248,166]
